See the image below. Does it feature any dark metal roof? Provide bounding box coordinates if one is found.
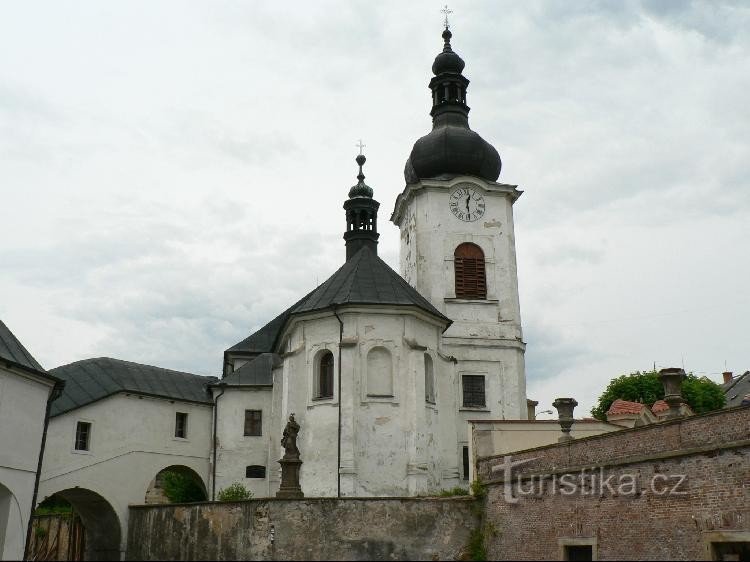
[404,27,501,184]
[226,246,450,356]
[49,357,218,417]
[0,319,46,373]
[220,353,279,386]
[722,371,750,408]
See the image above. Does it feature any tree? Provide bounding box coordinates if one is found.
[591,370,725,421]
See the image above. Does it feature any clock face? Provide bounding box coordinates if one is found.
[449,185,485,222]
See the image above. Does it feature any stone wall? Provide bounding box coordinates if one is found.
[476,406,750,560]
[126,497,480,561]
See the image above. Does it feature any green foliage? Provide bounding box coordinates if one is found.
[216,482,253,502]
[466,528,487,561]
[470,479,487,500]
[35,525,48,538]
[161,471,207,503]
[438,487,469,497]
[591,370,726,420]
[34,495,73,515]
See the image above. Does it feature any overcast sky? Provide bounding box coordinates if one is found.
[1,0,748,416]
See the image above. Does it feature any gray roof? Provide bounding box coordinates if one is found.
[226,246,450,356]
[220,353,279,386]
[49,357,218,417]
[0,319,46,373]
[722,371,750,408]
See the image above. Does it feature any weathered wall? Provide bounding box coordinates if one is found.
[476,406,750,561]
[393,175,527,422]
[126,497,479,561]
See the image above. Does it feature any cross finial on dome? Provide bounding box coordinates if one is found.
[441,5,453,30]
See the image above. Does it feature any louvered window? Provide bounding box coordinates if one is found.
[454,243,486,299]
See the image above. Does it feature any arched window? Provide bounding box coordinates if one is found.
[424,353,435,404]
[246,465,266,479]
[366,347,393,397]
[316,350,334,399]
[454,243,486,299]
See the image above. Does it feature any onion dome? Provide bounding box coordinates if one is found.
[404,27,502,184]
[432,29,465,75]
[348,154,374,198]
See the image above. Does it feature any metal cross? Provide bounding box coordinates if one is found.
[355,139,366,155]
[441,5,453,29]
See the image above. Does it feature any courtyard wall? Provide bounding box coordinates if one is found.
[476,406,750,560]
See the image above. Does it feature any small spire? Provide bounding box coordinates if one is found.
[348,146,373,199]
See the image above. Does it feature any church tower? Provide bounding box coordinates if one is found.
[391,25,527,422]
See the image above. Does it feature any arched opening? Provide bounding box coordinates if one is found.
[38,488,121,561]
[424,354,435,404]
[0,481,21,560]
[454,242,487,299]
[145,465,207,505]
[315,350,334,399]
[366,347,393,397]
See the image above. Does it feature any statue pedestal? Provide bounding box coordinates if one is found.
[276,457,304,499]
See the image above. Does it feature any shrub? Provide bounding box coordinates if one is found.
[438,487,469,497]
[217,482,253,501]
[161,471,207,503]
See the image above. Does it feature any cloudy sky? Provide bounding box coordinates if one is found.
[1,0,748,416]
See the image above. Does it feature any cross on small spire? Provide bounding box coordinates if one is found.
[355,139,366,155]
[441,5,453,30]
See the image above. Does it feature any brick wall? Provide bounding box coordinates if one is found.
[477,406,750,560]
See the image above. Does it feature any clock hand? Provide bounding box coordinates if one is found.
[466,195,471,213]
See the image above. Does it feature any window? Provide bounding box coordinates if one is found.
[366,347,393,397]
[563,545,593,561]
[175,412,188,438]
[462,375,486,408]
[316,350,334,399]
[454,243,486,299]
[246,465,266,479]
[74,421,91,451]
[424,354,435,404]
[244,410,262,436]
[462,446,470,480]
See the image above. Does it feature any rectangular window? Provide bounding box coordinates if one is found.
[462,446,470,481]
[563,545,593,561]
[462,375,486,408]
[175,412,188,438]
[74,421,91,451]
[244,410,262,436]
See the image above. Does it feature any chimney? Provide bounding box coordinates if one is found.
[723,371,733,384]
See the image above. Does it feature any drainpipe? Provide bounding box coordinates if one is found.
[332,308,343,498]
[24,379,64,561]
[211,384,226,501]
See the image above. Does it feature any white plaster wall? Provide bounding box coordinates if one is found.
[394,176,528,425]
[274,308,457,497]
[39,393,212,556]
[0,366,54,560]
[213,387,277,498]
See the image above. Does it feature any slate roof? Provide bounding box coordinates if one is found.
[226,246,450,356]
[0,319,46,374]
[49,357,218,417]
[722,371,750,408]
[219,353,279,386]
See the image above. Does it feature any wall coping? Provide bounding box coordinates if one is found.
[128,496,477,509]
[477,405,749,463]
[483,438,750,486]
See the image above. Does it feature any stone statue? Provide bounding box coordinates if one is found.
[280,414,300,459]
[277,413,304,498]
